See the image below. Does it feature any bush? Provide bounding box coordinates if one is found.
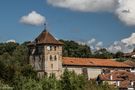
[22,78,42,90]
[61,68,86,90]
[41,74,60,90]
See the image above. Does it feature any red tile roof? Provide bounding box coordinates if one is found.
[35,30,63,45]
[98,71,135,89]
[99,71,135,81]
[119,80,131,88]
[62,57,131,68]
[124,60,135,67]
[123,52,135,57]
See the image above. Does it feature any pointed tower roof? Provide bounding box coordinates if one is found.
[34,29,63,45]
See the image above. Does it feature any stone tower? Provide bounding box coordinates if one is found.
[28,29,63,78]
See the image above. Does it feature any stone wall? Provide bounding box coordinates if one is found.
[44,45,62,78]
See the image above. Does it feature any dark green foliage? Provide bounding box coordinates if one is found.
[115,51,124,58]
[0,41,119,90]
[114,51,127,62]
[41,74,60,90]
[93,48,113,59]
[85,80,117,90]
[59,40,91,58]
[22,78,42,90]
[0,80,13,90]
[21,65,37,79]
[116,58,127,62]
[12,76,27,90]
[0,42,19,55]
[61,68,86,90]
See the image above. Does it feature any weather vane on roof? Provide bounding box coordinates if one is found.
[44,23,47,30]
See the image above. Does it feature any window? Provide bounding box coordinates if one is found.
[54,55,57,60]
[82,68,88,75]
[38,47,43,54]
[50,46,52,51]
[50,55,52,61]
[54,46,57,51]
[51,64,53,69]
[47,46,53,51]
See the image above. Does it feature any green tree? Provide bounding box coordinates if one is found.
[22,78,42,90]
[12,76,26,90]
[93,48,113,59]
[115,51,124,58]
[59,40,91,58]
[61,68,86,90]
[0,42,18,55]
[21,65,37,79]
[41,74,60,90]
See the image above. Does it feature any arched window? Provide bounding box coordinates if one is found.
[51,64,53,69]
[50,46,52,51]
[50,55,52,61]
[54,55,57,60]
[54,46,57,51]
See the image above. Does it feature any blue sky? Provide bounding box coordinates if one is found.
[0,0,135,53]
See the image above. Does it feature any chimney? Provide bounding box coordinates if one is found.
[117,81,120,86]
[131,81,134,86]
[110,75,113,80]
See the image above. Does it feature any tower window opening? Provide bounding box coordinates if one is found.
[54,46,57,51]
[50,55,53,61]
[51,64,53,69]
[54,55,57,60]
[50,46,52,51]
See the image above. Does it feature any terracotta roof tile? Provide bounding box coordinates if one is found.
[35,30,63,45]
[99,71,135,81]
[124,60,135,67]
[119,80,131,88]
[123,52,135,57]
[62,57,131,68]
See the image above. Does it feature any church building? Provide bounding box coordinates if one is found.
[28,29,132,79]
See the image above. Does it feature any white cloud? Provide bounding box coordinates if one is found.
[6,39,16,43]
[77,33,135,53]
[96,41,103,47]
[47,0,135,26]
[107,41,134,53]
[95,41,103,50]
[116,0,135,26]
[47,0,118,12]
[20,11,46,26]
[121,33,135,45]
[77,38,103,50]
[87,38,96,45]
[77,32,135,53]
[77,41,86,45]
[107,33,135,53]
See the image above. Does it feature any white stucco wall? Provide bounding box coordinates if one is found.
[62,66,102,79]
[87,68,102,79]
[62,67,82,75]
